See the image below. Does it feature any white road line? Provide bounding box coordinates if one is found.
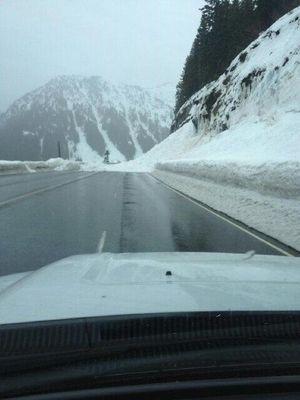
[150,174,294,257]
[97,231,107,253]
[0,172,98,209]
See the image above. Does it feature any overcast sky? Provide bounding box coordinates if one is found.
[0,0,205,111]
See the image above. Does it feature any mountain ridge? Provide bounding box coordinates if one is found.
[0,75,173,162]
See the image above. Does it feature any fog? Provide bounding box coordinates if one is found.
[0,0,204,111]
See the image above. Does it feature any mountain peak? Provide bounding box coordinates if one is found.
[0,76,173,162]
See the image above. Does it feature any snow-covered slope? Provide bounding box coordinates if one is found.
[0,76,172,162]
[173,10,300,138]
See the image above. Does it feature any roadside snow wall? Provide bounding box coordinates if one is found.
[0,158,82,174]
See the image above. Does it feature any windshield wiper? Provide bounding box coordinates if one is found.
[1,311,300,398]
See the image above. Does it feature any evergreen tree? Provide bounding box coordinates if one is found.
[255,0,300,31]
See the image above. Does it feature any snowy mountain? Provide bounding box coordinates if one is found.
[0,76,173,162]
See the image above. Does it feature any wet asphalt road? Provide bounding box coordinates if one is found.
[0,171,286,276]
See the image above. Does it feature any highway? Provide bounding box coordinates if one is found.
[0,171,293,276]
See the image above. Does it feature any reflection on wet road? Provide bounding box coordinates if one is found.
[0,171,286,276]
[120,173,283,254]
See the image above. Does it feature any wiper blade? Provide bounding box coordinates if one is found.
[1,311,300,397]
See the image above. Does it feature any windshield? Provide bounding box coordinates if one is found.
[0,0,300,396]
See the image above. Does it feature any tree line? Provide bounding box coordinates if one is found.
[175,0,300,114]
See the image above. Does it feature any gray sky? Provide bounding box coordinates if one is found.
[0,0,205,111]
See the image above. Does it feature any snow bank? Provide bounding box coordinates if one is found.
[110,113,300,201]
[0,160,36,174]
[0,157,124,174]
[155,115,300,198]
[157,160,300,199]
[0,158,84,174]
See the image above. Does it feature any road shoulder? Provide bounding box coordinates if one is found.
[151,170,300,252]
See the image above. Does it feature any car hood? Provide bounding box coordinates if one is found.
[0,252,300,324]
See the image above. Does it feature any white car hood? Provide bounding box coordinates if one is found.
[0,252,300,324]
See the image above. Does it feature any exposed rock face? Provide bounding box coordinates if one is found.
[0,76,173,162]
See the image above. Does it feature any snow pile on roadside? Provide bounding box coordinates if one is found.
[0,158,84,174]
[0,157,134,174]
[110,112,300,199]
[0,157,130,174]
[154,115,300,198]
[158,160,300,199]
[0,160,36,174]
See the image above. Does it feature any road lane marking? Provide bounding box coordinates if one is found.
[0,170,81,189]
[97,231,107,253]
[0,172,99,209]
[150,174,296,257]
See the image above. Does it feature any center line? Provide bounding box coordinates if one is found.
[97,231,107,253]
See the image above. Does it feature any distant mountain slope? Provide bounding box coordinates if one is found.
[0,76,173,162]
[147,82,176,109]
